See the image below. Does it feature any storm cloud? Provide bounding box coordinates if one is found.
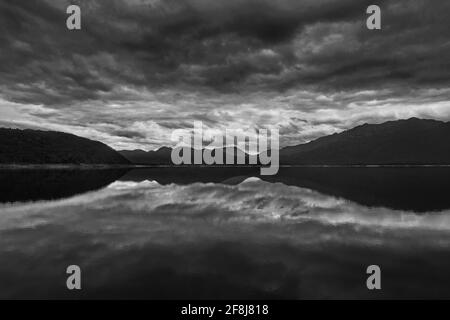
[0,0,449,149]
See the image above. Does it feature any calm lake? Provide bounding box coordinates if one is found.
[1,167,450,299]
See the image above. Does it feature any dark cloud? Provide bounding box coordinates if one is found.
[1,0,449,103]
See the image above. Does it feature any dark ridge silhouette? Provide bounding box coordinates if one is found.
[280,118,450,165]
[3,118,449,166]
[119,147,172,165]
[0,169,128,203]
[119,146,254,165]
[0,128,130,164]
[119,118,450,165]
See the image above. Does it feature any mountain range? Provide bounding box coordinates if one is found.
[279,118,450,165]
[119,146,252,165]
[0,118,449,165]
[119,118,450,165]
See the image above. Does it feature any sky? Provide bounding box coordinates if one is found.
[0,0,449,150]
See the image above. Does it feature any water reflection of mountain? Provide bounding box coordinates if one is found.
[2,167,450,212]
[119,167,260,185]
[119,167,450,212]
[0,169,128,203]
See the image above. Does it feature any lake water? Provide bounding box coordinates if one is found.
[1,167,450,299]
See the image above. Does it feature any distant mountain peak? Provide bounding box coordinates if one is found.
[155,146,172,152]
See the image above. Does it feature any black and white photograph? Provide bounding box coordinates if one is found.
[1,0,450,307]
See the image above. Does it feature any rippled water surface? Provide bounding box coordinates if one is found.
[1,167,450,299]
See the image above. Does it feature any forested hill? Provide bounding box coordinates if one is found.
[0,128,130,165]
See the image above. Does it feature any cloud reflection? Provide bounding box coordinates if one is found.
[1,178,450,299]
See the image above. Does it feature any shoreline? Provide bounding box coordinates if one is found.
[1,164,450,170]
